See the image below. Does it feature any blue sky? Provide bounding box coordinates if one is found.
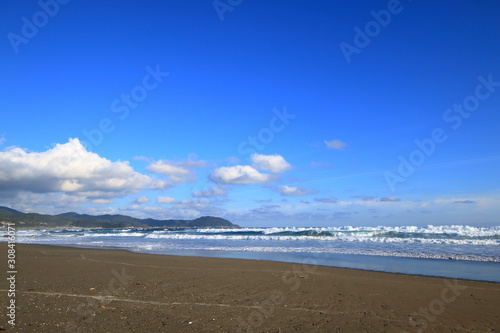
[1,0,499,226]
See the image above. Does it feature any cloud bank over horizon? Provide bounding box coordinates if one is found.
[0,138,498,226]
[0,138,158,198]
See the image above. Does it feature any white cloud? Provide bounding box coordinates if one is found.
[0,134,5,145]
[0,138,155,199]
[324,139,347,150]
[210,154,291,185]
[157,196,177,204]
[134,196,150,204]
[93,199,113,204]
[0,192,88,215]
[210,165,271,184]
[147,157,206,184]
[150,179,170,190]
[251,154,291,173]
[274,185,315,196]
[192,185,227,198]
[147,161,191,182]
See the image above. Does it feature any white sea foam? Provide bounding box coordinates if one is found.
[83,232,147,237]
[127,243,499,262]
[2,225,499,263]
[194,225,500,237]
[143,231,499,246]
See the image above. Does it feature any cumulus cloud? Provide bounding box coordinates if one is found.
[251,154,291,173]
[147,157,206,185]
[150,179,170,190]
[148,162,190,179]
[134,196,150,204]
[273,185,315,196]
[210,154,291,185]
[210,165,271,184]
[93,199,113,204]
[0,138,156,199]
[156,196,177,204]
[324,139,347,150]
[0,192,87,214]
[192,185,227,198]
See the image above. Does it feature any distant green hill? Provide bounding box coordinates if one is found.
[0,206,239,229]
[189,216,233,228]
[0,206,24,216]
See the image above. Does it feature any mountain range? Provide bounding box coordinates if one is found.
[0,206,238,229]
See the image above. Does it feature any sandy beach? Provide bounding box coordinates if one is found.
[0,243,499,332]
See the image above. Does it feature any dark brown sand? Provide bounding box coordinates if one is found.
[0,244,499,332]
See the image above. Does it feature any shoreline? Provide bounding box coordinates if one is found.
[4,240,500,283]
[1,243,499,332]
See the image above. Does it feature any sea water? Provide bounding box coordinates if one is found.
[2,225,499,282]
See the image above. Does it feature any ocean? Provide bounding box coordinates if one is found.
[3,224,500,283]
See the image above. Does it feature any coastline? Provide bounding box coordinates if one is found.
[138,247,500,283]
[5,237,500,283]
[1,243,499,332]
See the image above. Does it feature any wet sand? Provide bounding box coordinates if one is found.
[0,243,499,332]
